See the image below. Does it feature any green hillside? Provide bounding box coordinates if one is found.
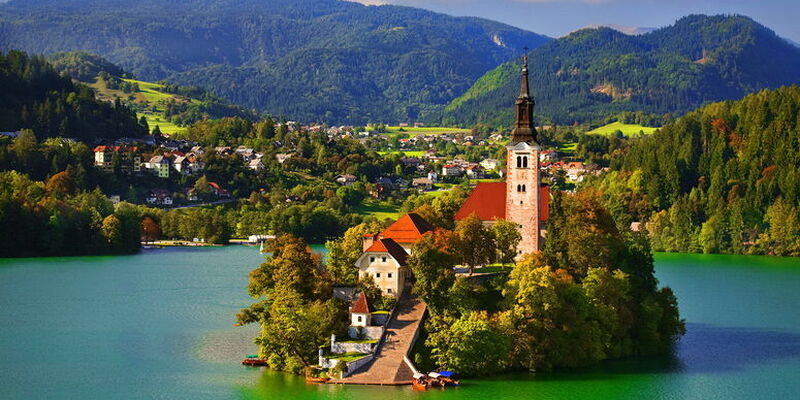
[442,15,800,127]
[592,85,800,256]
[0,50,146,140]
[587,122,657,137]
[47,52,258,135]
[0,0,549,125]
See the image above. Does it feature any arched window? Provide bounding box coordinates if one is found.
[516,156,522,168]
[522,184,526,192]
[516,184,521,192]
[523,156,528,168]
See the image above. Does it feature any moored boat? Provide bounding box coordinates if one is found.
[411,372,429,391]
[305,376,330,384]
[427,372,445,387]
[241,355,268,366]
[437,370,460,386]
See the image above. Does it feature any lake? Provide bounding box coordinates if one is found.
[1,247,798,399]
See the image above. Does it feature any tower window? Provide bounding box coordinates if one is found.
[523,156,528,168]
[516,156,522,168]
[522,184,527,192]
[520,201,523,205]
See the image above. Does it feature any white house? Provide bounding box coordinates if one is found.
[354,238,410,297]
[350,292,372,327]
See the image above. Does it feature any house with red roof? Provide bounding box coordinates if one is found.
[350,291,372,327]
[355,212,433,296]
[455,56,550,256]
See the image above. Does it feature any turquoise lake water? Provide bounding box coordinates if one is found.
[1,247,798,399]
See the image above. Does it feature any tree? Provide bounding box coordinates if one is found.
[452,214,495,274]
[409,231,456,313]
[45,170,76,198]
[101,214,123,251]
[756,198,800,256]
[254,289,346,373]
[492,219,521,266]
[139,116,149,132]
[141,216,162,243]
[247,234,325,302]
[426,311,510,376]
[326,221,384,285]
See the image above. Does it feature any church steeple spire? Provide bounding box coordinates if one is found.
[510,55,538,145]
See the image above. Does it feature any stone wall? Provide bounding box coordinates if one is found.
[348,326,384,340]
[344,355,373,377]
[371,312,389,326]
[332,341,374,354]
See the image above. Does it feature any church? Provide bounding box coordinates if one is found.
[455,56,549,255]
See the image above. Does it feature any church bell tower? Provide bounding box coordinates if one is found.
[506,55,542,255]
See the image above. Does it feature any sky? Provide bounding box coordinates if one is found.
[349,0,800,43]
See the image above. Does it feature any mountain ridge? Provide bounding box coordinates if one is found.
[441,14,800,127]
[0,0,550,124]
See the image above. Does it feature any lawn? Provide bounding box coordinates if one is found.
[326,352,370,362]
[88,76,190,135]
[587,122,658,137]
[558,142,578,154]
[354,200,401,220]
[339,339,378,344]
[376,150,426,157]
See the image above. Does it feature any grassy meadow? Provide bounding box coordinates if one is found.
[587,121,658,137]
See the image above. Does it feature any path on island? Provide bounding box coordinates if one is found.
[329,295,426,385]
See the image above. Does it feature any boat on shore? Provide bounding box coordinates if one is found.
[241,355,268,366]
[412,373,430,391]
[437,370,459,386]
[305,376,330,384]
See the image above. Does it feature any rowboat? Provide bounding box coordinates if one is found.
[412,372,429,391]
[437,370,460,386]
[241,355,268,366]
[305,376,330,384]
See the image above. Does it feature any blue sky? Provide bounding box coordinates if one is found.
[350,0,800,42]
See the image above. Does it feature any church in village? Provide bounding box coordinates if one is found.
[454,55,549,255]
[357,57,549,296]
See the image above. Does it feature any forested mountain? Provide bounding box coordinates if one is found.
[47,51,259,129]
[0,0,549,124]
[442,15,800,127]
[0,50,146,140]
[590,85,800,256]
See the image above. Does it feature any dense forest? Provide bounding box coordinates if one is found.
[0,50,147,140]
[443,15,800,127]
[0,0,548,124]
[589,85,800,256]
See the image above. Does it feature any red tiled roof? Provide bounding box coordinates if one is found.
[351,291,370,314]
[93,145,139,152]
[364,238,408,266]
[378,213,434,244]
[454,182,550,222]
[455,182,506,221]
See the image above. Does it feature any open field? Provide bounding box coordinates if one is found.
[559,142,578,153]
[382,126,470,137]
[376,150,426,157]
[587,121,658,137]
[88,77,190,135]
[354,200,402,220]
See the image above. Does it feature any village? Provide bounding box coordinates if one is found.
[85,123,600,210]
